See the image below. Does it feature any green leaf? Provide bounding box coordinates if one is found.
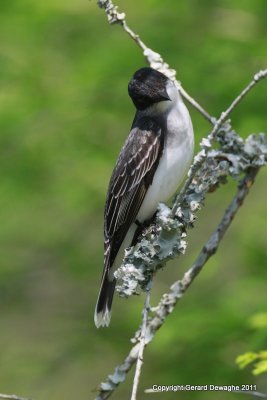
[236,352,258,369]
[252,360,267,376]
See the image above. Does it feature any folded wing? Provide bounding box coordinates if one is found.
[105,117,164,269]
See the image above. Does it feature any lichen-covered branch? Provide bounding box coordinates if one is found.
[95,166,260,400]
[115,130,267,296]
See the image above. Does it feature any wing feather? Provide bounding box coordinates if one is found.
[104,117,164,268]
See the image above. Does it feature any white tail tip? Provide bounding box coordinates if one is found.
[94,308,112,328]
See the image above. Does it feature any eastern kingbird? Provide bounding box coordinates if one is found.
[95,67,194,328]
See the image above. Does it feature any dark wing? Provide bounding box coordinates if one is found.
[104,117,164,269]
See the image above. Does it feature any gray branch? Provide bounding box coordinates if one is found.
[130,285,151,400]
[0,394,32,400]
[235,390,267,399]
[95,167,261,400]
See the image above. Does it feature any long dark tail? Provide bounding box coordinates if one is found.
[94,270,116,328]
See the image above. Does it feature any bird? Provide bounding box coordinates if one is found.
[94,67,194,328]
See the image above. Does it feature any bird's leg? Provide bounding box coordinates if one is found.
[132,212,159,245]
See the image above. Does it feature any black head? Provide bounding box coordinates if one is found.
[128,67,170,110]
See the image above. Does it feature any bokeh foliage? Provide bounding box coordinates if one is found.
[0,0,266,399]
[236,313,267,376]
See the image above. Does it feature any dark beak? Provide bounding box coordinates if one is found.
[159,87,171,101]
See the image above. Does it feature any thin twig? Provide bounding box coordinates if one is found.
[131,284,151,400]
[235,390,267,399]
[95,167,259,399]
[0,395,32,400]
[97,0,213,123]
[179,85,216,124]
[208,69,267,141]
[121,20,147,51]
[172,69,267,216]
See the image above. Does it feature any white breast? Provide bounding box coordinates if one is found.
[137,97,194,222]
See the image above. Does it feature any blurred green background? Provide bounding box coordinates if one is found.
[0,0,267,399]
